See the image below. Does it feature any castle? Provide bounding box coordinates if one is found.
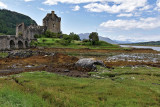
[0,11,61,50]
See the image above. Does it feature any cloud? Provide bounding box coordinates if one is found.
[24,0,34,2]
[157,0,160,7]
[0,1,7,9]
[43,0,150,14]
[38,7,51,12]
[72,5,80,11]
[84,0,148,13]
[156,0,160,11]
[100,17,160,30]
[117,13,133,17]
[43,0,102,5]
[112,35,160,42]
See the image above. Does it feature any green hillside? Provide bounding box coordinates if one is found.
[128,41,160,46]
[0,9,37,35]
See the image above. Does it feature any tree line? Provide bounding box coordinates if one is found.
[0,9,37,35]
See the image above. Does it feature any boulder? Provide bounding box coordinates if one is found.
[75,58,105,72]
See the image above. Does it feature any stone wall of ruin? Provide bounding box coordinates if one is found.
[0,35,30,50]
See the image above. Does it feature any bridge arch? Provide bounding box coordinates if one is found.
[18,41,24,49]
[10,40,15,49]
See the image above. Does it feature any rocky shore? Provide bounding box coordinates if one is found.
[0,48,159,77]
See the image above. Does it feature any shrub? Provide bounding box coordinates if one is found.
[62,34,72,43]
[30,40,38,47]
[42,39,47,43]
[59,40,70,46]
[69,32,80,41]
[18,32,23,36]
[82,39,89,43]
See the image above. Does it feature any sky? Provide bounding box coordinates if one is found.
[0,0,160,42]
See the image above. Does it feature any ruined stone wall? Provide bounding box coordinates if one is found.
[0,36,8,50]
[24,25,46,40]
[0,35,30,50]
[43,11,61,33]
[16,23,46,40]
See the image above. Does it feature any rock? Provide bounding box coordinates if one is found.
[75,58,105,72]
[7,50,33,58]
[64,69,70,72]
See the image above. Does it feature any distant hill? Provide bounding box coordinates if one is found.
[114,40,134,44]
[0,9,37,35]
[78,33,117,44]
[128,41,160,46]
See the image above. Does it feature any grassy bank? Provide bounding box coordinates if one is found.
[0,66,159,106]
[32,38,120,50]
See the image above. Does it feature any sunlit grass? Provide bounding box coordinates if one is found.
[0,52,8,58]
[35,38,121,50]
[0,67,159,106]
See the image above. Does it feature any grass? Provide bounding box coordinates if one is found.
[0,33,5,35]
[0,66,159,107]
[35,38,121,50]
[0,52,8,58]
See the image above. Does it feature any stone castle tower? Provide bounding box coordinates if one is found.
[43,11,61,33]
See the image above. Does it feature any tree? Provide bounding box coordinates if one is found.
[69,32,80,41]
[89,32,99,45]
[63,34,72,43]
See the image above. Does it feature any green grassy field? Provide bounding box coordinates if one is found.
[0,66,159,107]
[34,38,120,50]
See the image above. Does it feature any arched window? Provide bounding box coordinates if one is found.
[18,41,23,49]
[10,40,15,49]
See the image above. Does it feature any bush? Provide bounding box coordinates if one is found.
[45,31,57,38]
[30,40,38,47]
[82,39,89,43]
[42,39,47,43]
[59,40,70,46]
[69,32,80,41]
[62,34,72,43]
[18,32,23,36]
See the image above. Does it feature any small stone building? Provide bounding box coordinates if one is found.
[0,11,61,50]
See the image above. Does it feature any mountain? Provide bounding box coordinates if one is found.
[0,9,37,35]
[114,40,134,44]
[78,33,117,44]
[127,41,160,46]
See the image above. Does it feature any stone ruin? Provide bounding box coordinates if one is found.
[0,11,61,50]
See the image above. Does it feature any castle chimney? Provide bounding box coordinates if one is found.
[52,11,55,15]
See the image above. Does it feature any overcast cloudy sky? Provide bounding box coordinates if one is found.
[0,0,160,42]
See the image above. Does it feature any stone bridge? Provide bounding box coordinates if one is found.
[0,35,31,50]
